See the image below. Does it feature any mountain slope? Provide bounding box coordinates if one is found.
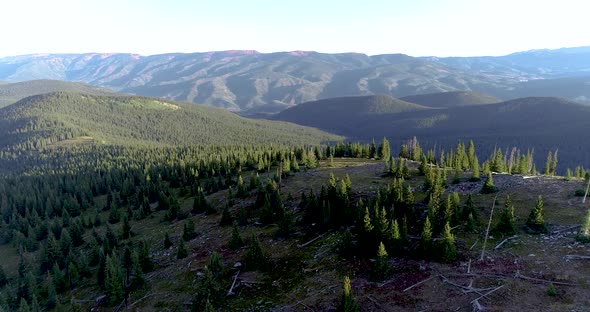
[400,91,500,108]
[272,96,590,169]
[0,92,341,150]
[272,95,428,133]
[0,79,110,107]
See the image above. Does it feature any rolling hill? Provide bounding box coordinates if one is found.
[400,91,500,108]
[0,50,563,113]
[272,96,590,170]
[0,79,110,107]
[0,92,341,150]
[272,95,428,133]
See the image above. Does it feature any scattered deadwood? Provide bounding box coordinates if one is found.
[552,225,581,235]
[297,231,330,248]
[366,295,390,311]
[472,299,485,312]
[564,255,590,260]
[447,272,579,286]
[297,301,315,311]
[227,270,240,296]
[403,276,434,292]
[494,235,519,250]
[439,275,496,297]
[469,239,479,251]
[127,293,157,309]
[240,280,266,285]
[480,194,499,261]
[470,285,505,303]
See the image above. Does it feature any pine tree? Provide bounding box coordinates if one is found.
[228,225,244,250]
[370,242,390,281]
[440,222,457,263]
[544,151,554,176]
[0,265,6,287]
[526,196,548,233]
[480,172,498,194]
[182,218,197,241]
[105,254,124,305]
[378,137,391,160]
[164,232,173,248]
[177,239,188,259]
[121,215,131,239]
[494,195,517,235]
[419,216,433,258]
[245,235,267,271]
[576,209,590,243]
[219,204,234,226]
[207,252,223,280]
[337,276,359,312]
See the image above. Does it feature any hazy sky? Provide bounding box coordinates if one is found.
[1,0,588,57]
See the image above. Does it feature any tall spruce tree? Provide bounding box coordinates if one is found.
[337,276,359,312]
[526,196,548,233]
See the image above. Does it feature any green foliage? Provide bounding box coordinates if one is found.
[526,196,548,234]
[105,253,124,305]
[177,239,188,259]
[546,283,557,296]
[576,209,590,243]
[219,205,234,227]
[182,218,197,241]
[337,276,359,312]
[494,196,517,235]
[228,225,244,250]
[164,232,173,249]
[480,172,498,194]
[244,235,268,271]
[439,222,457,263]
[370,242,390,282]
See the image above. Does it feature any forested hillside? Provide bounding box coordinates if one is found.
[0,92,340,151]
[273,96,590,171]
[0,80,110,108]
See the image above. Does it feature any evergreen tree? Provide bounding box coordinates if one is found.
[164,232,173,248]
[0,265,7,287]
[108,204,120,224]
[207,252,223,280]
[419,216,433,257]
[177,239,188,259]
[337,276,359,312]
[219,205,233,226]
[245,235,267,271]
[182,218,197,241]
[577,209,590,243]
[439,222,457,263]
[526,196,548,233]
[370,242,390,282]
[121,215,131,239]
[228,225,244,250]
[105,254,124,305]
[494,195,517,235]
[480,172,498,194]
[378,137,391,160]
[138,240,154,273]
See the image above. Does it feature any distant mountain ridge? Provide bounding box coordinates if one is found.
[1,46,590,112]
[400,91,500,108]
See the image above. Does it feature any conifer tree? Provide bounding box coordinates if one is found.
[420,216,433,257]
[440,222,457,263]
[577,209,590,243]
[494,195,517,235]
[177,239,188,259]
[228,225,244,250]
[337,276,359,312]
[105,254,124,305]
[164,232,173,248]
[121,215,131,239]
[370,242,390,282]
[544,151,554,176]
[219,204,234,226]
[480,172,498,194]
[378,137,391,160]
[526,196,548,233]
[0,265,7,287]
[182,218,197,241]
[245,235,267,271]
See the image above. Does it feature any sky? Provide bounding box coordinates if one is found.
[1,0,588,58]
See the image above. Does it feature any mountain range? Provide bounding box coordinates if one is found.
[1,46,589,113]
